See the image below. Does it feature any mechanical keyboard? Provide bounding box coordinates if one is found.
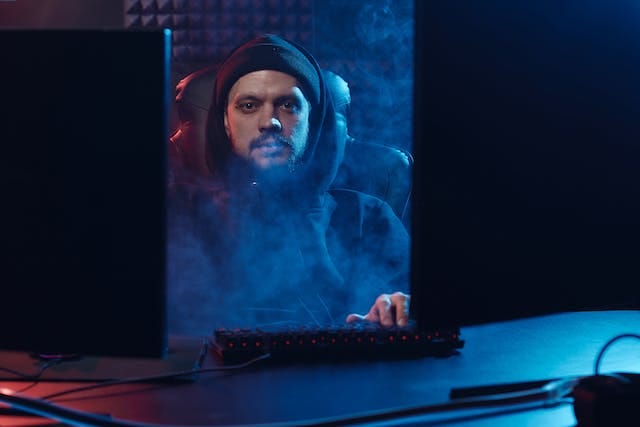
[211,322,464,364]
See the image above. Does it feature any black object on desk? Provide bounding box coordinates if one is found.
[212,322,464,364]
[573,373,640,427]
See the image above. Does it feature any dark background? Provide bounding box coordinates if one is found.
[412,0,640,329]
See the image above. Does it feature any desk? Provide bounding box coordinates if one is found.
[1,310,638,426]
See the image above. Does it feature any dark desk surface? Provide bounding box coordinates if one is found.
[1,310,638,426]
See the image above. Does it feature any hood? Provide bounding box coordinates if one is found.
[204,34,343,203]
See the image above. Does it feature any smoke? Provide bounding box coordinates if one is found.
[314,0,414,153]
[167,170,410,337]
[167,191,408,336]
[166,1,413,336]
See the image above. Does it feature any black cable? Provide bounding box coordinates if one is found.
[593,333,640,376]
[40,353,271,401]
[403,398,574,427]
[278,377,579,427]
[0,378,576,427]
[13,381,41,394]
[5,332,637,427]
[453,331,640,402]
[0,358,65,380]
[2,349,578,427]
[0,391,150,427]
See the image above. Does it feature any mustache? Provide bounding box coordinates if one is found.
[249,133,292,150]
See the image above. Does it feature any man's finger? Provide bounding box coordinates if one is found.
[347,292,411,326]
[345,313,366,323]
[389,292,410,327]
[346,301,382,324]
[375,294,395,327]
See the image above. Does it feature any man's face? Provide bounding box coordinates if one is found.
[224,70,311,172]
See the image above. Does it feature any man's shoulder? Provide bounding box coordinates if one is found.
[325,188,409,245]
[326,188,399,227]
[328,187,387,208]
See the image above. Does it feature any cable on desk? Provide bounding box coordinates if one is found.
[39,352,271,401]
[593,333,640,376]
[451,331,640,402]
[277,377,579,427]
[0,357,66,380]
[1,390,147,427]
[0,377,577,427]
[4,333,636,427]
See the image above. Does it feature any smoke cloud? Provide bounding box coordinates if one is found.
[167,176,410,336]
[314,0,414,153]
[167,1,414,337]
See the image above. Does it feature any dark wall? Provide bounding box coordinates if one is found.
[0,0,413,152]
[0,0,123,28]
[124,0,414,153]
[314,0,414,152]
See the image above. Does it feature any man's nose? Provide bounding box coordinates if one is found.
[259,108,282,132]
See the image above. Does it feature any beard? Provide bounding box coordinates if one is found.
[247,133,302,186]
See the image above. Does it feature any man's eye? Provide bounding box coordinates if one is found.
[236,102,256,112]
[280,101,297,112]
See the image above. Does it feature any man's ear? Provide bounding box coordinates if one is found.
[223,110,231,138]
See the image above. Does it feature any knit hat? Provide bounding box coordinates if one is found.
[213,34,321,112]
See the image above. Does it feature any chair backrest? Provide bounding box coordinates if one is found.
[331,140,413,224]
[169,66,413,225]
[169,64,218,179]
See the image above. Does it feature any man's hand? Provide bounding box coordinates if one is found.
[345,292,410,327]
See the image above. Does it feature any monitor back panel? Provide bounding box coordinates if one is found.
[0,29,171,358]
[412,1,640,330]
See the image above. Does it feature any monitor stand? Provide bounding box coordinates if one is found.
[0,336,209,382]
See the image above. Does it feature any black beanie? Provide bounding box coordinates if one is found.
[214,34,321,111]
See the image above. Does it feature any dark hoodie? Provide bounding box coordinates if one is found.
[167,35,409,334]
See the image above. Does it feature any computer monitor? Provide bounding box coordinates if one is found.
[412,0,640,330]
[0,29,171,358]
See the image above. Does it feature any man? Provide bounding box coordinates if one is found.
[168,34,409,334]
